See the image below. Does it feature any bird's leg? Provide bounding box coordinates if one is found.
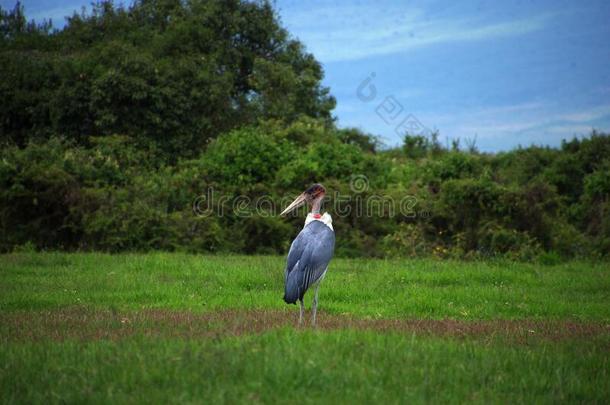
[311,284,320,327]
[298,299,304,326]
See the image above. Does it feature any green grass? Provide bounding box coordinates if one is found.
[1,252,609,320]
[1,253,609,404]
[2,332,608,404]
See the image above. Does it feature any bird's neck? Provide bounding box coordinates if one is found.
[311,196,323,214]
[305,211,333,230]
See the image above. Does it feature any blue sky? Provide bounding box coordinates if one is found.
[5,0,610,151]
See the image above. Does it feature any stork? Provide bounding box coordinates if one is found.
[280,183,335,326]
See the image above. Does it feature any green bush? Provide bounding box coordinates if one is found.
[201,126,295,188]
[2,131,609,259]
[380,223,433,258]
[0,138,82,250]
[478,222,541,260]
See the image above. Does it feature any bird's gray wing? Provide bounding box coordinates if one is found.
[283,221,335,304]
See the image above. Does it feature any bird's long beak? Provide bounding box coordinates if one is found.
[280,193,307,216]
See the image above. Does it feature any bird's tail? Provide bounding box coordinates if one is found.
[283,294,297,305]
[283,272,301,304]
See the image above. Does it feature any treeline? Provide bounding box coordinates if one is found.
[1,1,609,259]
[2,125,609,260]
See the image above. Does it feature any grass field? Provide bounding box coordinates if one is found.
[1,253,609,403]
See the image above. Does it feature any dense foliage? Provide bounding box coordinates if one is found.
[0,0,334,158]
[2,124,609,259]
[1,1,608,259]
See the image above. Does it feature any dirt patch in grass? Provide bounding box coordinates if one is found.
[1,308,608,343]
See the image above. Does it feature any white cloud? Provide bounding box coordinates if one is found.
[338,101,610,150]
[280,3,551,63]
[560,105,610,122]
[425,103,610,151]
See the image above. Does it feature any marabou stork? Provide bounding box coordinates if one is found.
[280,184,335,326]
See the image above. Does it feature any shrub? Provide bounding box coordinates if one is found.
[202,126,295,188]
[0,138,82,250]
[381,224,432,258]
[478,222,541,260]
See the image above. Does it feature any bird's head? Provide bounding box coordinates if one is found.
[280,183,326,216]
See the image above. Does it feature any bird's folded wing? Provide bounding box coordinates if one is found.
[284,221,335,302]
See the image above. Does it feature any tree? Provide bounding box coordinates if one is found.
[0,0,335,158]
